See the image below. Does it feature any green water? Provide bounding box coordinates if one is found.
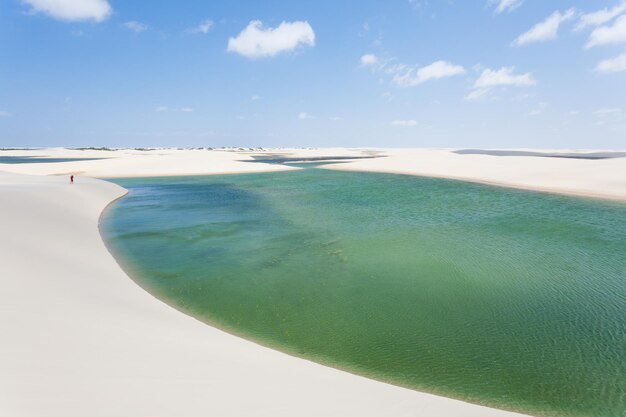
[101,168,626,417]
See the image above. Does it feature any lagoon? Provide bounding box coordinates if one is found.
[101,168,626,417]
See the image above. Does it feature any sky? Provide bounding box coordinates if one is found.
[1,0,625,148]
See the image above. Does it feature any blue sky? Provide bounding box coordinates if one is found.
[1,0,625,148]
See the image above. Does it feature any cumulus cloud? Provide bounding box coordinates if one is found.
[298,112,315,120]
[188,19,213,34]
[596,51,626,73]
[360,53,379,67]
[227,20,315,59]
[392,60,465,87]
[124,21,148,32]
[21,0,111,22]
[513,9,575,46]
[586,15,626,48]
[576,2,626,31]
[490,0,524,14]
[391,119,417,127]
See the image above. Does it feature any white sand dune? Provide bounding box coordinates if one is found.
[322,148,626,201]
[0,160,530,417]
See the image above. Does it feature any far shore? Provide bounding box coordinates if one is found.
[1,147,624,201]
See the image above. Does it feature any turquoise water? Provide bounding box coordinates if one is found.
[101,168,626,417]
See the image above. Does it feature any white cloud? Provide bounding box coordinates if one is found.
[227,20,315,59]
[464,88,491,101]
[392,60,465,87]
[329,116,343,121]
[124,21,148,32]
[513,9,575,46]
[576,2,626,31]
[251,95,261,101]
[360,53,379,67]
[155,106,193,113]
[408,0,428,10]
[21,0,111,22]
[596,51,626,73]
[188,19,213,34]
[466,67,535,101]
[593,108,624,126]
[586,15,626,48]
[491,0,524,14]
[473,67,536,89]
[391,119,417,127]
[529,102,548,116]
[594,108,622,115]
[298,112,315,120]
[0,110,11,117]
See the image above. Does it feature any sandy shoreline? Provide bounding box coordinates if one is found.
[1,147,624,416]
[0,167,530,417]
[1,147,624,200]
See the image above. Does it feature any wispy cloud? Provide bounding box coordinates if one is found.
[596,51,626,73]
[124,21,148,33]
[474,67,536,88]
[0,110,11,117]
[360,54,464,88]
[464,88,491,101]
[593,108,624,127]
[298,112,316,120]
[490,0,524,14]
[466,67,536,101]
[408,0,428,11]
[187,19,213,34]
[576,2,626,31]
[391,119,417,127]
[513,9,575,46]
[529,102,548,116]
[586,15,626,48]
[227,20,315,59]
[155,106,193,113]
[251,95,261,101]
[21,0,111,22]
[392,61,465,87]
[360,53,379,67]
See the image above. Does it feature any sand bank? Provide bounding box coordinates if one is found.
[322,148,626,201]
[3,148,623,202]
[0,168,529,417]
[0,148,297,177]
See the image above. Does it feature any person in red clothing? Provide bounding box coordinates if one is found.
[70,175,74,184]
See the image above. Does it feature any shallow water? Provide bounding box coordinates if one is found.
[101,168,626,417]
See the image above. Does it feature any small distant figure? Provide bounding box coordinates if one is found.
[70,175,74,184]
